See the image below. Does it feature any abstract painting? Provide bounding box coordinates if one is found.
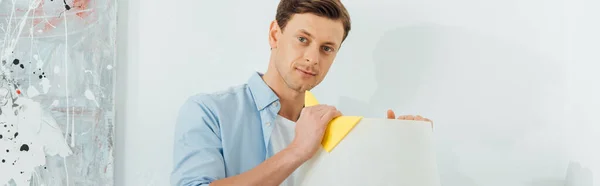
[0,0,116,185]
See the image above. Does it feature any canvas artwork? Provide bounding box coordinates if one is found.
[0,0,116,185]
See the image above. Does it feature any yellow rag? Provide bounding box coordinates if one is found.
[305,91,363,152]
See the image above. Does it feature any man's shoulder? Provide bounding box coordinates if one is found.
[184,83,254,110]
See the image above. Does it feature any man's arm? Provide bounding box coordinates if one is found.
[171,96,309,186]
[209,146,308,186]
[171,96,340,186]
[210,104,341,186]
[171,97,226,186]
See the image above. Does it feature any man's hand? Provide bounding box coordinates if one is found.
[387,109,433,128]
[288,105,342,161]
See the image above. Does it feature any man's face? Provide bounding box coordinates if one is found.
[270,13,345,92]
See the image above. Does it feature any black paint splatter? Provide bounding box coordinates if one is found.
[33,68,49,79]
[14,132,18,138]
[20,64,24,69]
[3,124,6,127]
[63,0,71,10]
[5,149,8,152]
[12,59,19,65]
[0,134,2,139]
[20,144,29,151]
[1,159,5,163]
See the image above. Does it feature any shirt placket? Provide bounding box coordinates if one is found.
[260,101,280,159]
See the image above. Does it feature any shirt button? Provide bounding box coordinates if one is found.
[265,122,271,126]
[273,102,279,107]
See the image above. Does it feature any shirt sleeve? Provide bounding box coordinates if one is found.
[171,96,225,186]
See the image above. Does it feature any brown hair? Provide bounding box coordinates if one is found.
[275,0,351,42]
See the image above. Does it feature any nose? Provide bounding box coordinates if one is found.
[304,47,319,65]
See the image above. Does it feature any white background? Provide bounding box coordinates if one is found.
[116,0,600,185]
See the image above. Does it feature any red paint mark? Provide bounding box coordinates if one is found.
[31,1,45,27]
[73,0,92,18]
[28,0,94,33]
[16,89,21,95]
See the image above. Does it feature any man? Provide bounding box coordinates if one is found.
[171,0,433,185]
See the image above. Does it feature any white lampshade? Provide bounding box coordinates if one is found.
[299,118,441,186]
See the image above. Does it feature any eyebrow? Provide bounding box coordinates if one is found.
[299,29,339,49]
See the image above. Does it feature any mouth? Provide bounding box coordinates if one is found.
[296,68,317,76]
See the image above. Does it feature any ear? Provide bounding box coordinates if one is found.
[269,20,280,49]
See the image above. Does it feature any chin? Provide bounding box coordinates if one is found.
[284,74,318,91]
[300,83,318,92]
[285,82,312,92]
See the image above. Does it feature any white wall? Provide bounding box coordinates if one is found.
[116,0,600,185]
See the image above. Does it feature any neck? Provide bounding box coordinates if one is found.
[262,63,305,122]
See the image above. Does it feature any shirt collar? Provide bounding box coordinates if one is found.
[247,72,279,111]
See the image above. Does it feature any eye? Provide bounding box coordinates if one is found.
[298,37,308,43]
[322,46,334,52]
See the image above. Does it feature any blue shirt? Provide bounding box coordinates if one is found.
[171,72,285,186]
